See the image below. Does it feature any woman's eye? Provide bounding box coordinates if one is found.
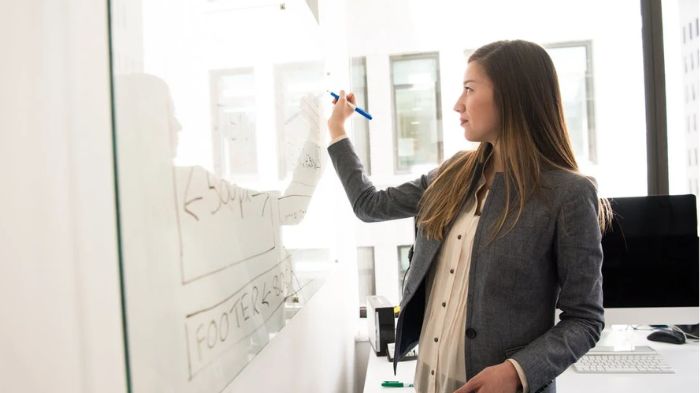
[464,87,473,92]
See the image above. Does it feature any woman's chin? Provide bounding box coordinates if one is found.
[464,130,482,142]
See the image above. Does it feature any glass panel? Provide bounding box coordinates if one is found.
[391,54,443,174]
[110,1,337,391]
[663,0,699,215]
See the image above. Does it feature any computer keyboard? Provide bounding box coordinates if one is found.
[573,346,675,374]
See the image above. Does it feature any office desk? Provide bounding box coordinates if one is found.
[363,327,699,393]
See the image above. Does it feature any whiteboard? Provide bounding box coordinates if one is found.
[109,0,344,388]
[112,3,331,386]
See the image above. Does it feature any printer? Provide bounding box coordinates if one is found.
[366,295,395,356]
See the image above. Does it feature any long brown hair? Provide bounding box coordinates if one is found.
[417,40,612,241]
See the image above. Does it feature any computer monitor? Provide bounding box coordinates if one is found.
[601,194,699,325]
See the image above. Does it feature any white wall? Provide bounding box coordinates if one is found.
[0,1,126,393]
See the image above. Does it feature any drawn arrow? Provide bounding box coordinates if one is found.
[261,282,271,306]
[183,168,202,221]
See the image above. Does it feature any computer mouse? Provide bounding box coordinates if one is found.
[647,328,686,344]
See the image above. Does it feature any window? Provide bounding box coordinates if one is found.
[391,53,443,174]
[351,57,372,175]
[397,245,412,300]
[357,247,376,305]
[545,41,597,164]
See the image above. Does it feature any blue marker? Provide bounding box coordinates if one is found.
[329,91,373,120]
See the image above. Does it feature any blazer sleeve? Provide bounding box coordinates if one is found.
[510,176,605,393]
[327,138,438,222]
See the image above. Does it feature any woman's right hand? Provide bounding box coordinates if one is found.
[327,90,355,140]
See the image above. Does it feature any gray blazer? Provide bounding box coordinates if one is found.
[328,139,604,393]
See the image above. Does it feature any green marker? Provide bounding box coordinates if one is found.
[381,380,414,387]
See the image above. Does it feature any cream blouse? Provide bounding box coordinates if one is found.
[413,174,528,393]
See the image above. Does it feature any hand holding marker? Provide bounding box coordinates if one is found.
[329,90,373,120]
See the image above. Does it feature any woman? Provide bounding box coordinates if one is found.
[327,40,611,393]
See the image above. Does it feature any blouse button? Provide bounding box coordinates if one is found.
[450,268,455,274]
[434,337,439,343]
[431,370,435,376]
[458,234,462,240]
[442,301,446,307]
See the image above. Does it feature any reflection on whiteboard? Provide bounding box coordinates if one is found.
[211,68,259,177]
[279,138,323,225]
[115,73,325,393]
[219,110,258,175]
[275,61,325,180]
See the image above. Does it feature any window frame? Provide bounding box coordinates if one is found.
[642,0,669,195]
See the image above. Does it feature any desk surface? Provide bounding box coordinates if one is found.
[364,327,699,393]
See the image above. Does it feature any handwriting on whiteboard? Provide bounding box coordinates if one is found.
[174,166,280,284]
[184,258,293,379]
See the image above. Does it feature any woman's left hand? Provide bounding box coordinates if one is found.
[453,361,521,393]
